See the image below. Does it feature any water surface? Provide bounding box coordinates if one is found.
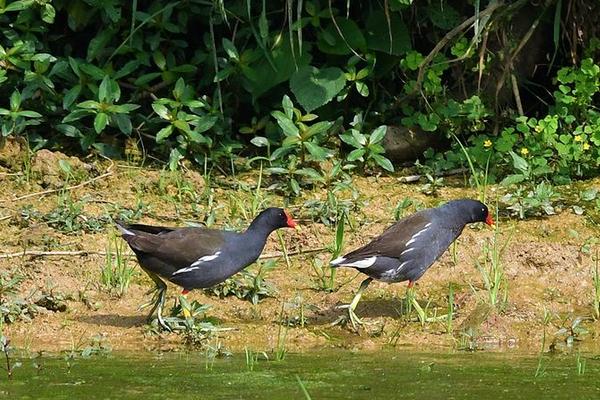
[1,350,599,399]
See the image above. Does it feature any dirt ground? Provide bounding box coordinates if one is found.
[1,143,600,355]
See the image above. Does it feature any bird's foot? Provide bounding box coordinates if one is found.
[331,304,364,332]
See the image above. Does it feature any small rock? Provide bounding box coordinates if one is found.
[0,137,26,170]
[382,125,438,163]
[31,149,91,188]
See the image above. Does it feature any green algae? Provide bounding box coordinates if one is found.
[1,350,599,399]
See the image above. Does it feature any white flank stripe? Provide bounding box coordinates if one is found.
[339,256,378,269]
[173,251,222,276]
[405,226,430,246]
[398,260,410,270]
[172,266,199,276]
[401,247,415,255]
[330,256,346,265]
[190,251,221,267]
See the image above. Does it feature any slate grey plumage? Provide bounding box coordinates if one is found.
[331,199,494,328]
[117,207,297,329]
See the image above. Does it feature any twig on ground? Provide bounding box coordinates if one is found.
[0,247,328,260]
[2,163,114,203]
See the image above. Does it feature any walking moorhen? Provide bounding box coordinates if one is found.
[331,199,494,328]
[116,207,297,329]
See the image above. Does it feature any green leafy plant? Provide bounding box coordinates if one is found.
[340,117,393,172]
[0,90,43,137]
[63,76,140,139]
[270,95,335,164]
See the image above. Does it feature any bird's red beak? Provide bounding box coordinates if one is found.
[485,212,495,227]
[284,210,298,229]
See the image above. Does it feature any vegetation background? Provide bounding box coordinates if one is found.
[1,0,598,193]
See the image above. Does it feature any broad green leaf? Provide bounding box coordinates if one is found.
[371,154,394,172]
[304,142,329,160]
[355,81,369,97]
[271,110,299,136]
[282,136,301,146]
[134,72,162,86]
[113,114,132,135]
[94,112,108,133]
[114,60,140,80]
[251,136,270,147]
[297,168,324,181]
[290,66,346,112]
[365,10,411,55]
[290,178,300,195]
[4,1,30,12]
[304,121,333,138]
[156,125,174,142]
[63,84,81,109]
[241,34,311,100]
[347,148,366,161]
[77,100,100,110]
[426,3,461,29]
[62,109,91,123]
[509,151,529,173]
[173,78,185,99]
[195,115,217,133]
[168,148,183,171]
[352,130,367,146]
[266,167,288,175]
[370,125,387,144]
[500,174,526,186]
[98,76,111,102]
[339,132,361,148]
[18,110,42,118]
[222,38,239,61]
[56,124,81,138]
[9,90,21,111]
[152,103,170,120]
[173,119,191,133]
[42,3,56,23]
[282,95,294,119]
[153,50,166,70]
[79,63,105,80]
[317,18,367,55]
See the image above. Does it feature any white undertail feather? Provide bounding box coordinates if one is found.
[330,256,346,265]
[116,223,136,236]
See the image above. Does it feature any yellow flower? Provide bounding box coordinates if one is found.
[534,125,542,133]
[574,135,583,142]
[483,139,492,148]
[583,142,591,150]
[520,147,529,155]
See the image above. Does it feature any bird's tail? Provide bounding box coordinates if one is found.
[115,220,136,236]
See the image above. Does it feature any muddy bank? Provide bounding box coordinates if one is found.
[1,152,599,354]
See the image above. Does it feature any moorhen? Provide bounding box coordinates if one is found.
[331,199,494,328]
[116,207,297,329]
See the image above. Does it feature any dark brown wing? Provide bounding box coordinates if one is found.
[344,211,432,259]
[123,226,226,269]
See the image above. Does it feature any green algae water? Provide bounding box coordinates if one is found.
[1,350,599,399]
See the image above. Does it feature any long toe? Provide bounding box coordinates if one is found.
[348,308,364,330]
